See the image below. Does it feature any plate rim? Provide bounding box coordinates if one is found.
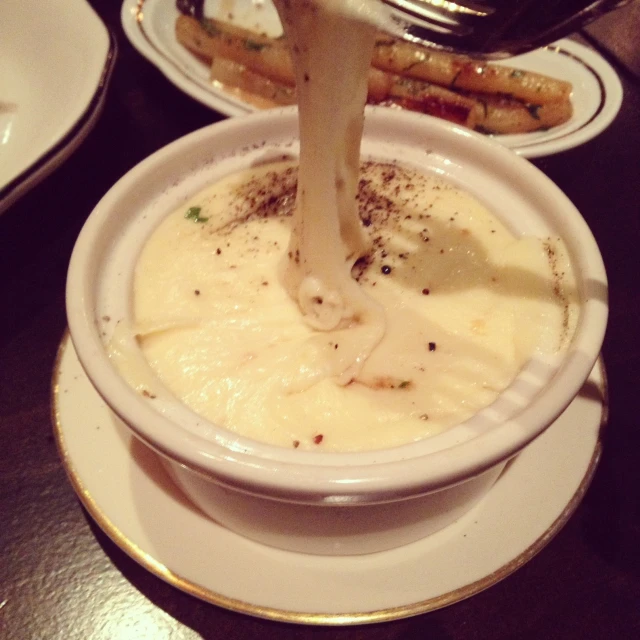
[0,3,117,214]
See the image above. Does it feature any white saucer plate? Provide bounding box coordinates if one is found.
[0,0,116,214]
[121,0,622,158]
[53,334,607,624]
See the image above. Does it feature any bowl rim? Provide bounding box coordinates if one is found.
[66,107,608,504]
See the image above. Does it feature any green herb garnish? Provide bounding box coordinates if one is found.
[184,206,209,223]
[399,380,412,389]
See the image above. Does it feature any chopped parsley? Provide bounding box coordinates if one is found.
[184,206,209,223]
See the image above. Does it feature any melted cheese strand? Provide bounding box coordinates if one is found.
[274,0,385,384]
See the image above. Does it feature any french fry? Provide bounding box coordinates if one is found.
[176,15,295,86]
[209,57,296,108]
[175,15,573,135]
[372,36,572,105]
[384,76,483,128]
[177,15,394,102]
[475,95,573,134]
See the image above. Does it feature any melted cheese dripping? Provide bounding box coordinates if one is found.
[273,0,385,385]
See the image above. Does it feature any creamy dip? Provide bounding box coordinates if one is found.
[110,0,578,452]
[127,160,577,452]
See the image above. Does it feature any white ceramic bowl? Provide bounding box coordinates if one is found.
[66,107,607,555]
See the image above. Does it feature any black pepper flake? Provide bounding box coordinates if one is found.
[313,434,324,445]
[142,389,157,399]
[293,440,300,448]
[422,288,430,295]
[216,248,222,255]
[381,265,392,275]
[428,342,437,352]
[420,414,429,420]
[194,289,200,296]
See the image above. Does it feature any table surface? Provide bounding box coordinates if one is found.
[2,2,639,639]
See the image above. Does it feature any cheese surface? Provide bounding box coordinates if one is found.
[130,161,578,452]
[113,0,578,453]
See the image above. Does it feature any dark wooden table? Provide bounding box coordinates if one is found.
[2,2,639,638]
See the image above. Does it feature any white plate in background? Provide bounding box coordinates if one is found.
[0,0,115,214]
[121,0,622,158]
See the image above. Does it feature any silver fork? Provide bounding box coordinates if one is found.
[382,0,492,37]
[381,0,632,57]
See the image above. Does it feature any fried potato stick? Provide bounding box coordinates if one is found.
[176,15,572,133]
[372,36,572,105]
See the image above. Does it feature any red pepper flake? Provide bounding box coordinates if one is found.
[313,434,324,445]
[216,248,222,255]
[428,342,437,352]
[422,288,430,295]
[194,290,200,296]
